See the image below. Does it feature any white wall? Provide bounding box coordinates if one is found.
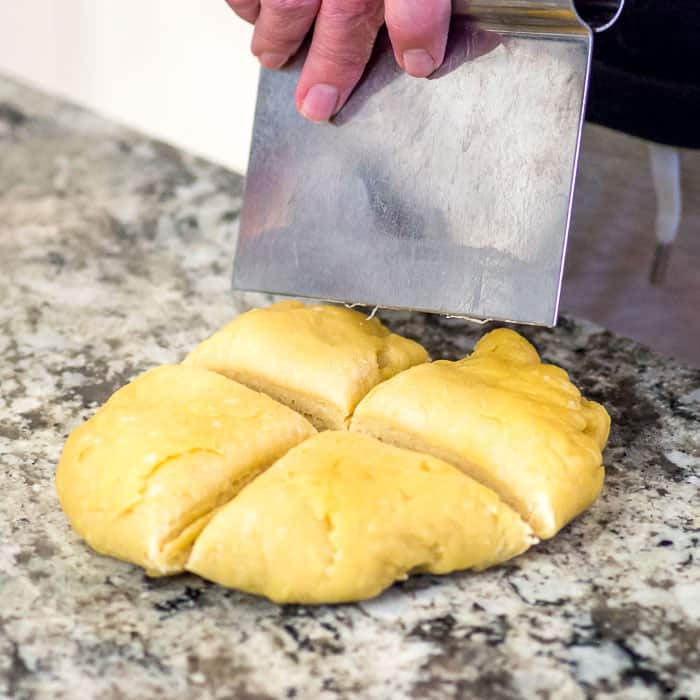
[0,1,259,173]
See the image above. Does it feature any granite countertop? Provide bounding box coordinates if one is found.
[1,76,698,700]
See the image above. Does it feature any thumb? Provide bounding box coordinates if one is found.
[385,0,451,77]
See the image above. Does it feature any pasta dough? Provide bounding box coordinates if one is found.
[187,431,535,603]
[55,365,315,575]
[351,329,610,538]
[56,307,610,604]
[183,301,429,430]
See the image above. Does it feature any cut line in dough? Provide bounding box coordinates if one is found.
[351,328,610,539]
[183,301,429,430]
[187,431,536,604]
[55,364,316,575]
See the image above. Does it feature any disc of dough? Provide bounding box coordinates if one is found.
[351,329,610,539]
[55,365,316,575]
[187,431,535,604]
[182,301,429,430]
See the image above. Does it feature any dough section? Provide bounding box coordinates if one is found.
[351,328,610,538]
[56,303,610,602]
[188,431,535,604]
[184,301,429,430]
[56,364,316,575]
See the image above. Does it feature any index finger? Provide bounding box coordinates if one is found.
[295,0,384,122]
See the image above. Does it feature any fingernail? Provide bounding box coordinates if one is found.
[258,52,288,69]
[300,84,339,122]
[402,49,436,78]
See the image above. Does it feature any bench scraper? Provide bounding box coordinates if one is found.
[233,0,623,325]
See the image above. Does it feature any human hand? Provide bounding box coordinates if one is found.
[225,0,451,122]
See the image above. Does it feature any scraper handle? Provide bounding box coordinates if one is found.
[452,0,624,33]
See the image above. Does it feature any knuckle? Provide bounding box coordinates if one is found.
[254,20,304,46]
[252,32,298,54]
[312,33,373,68]
[304,0,382,70]
[263,0,318,16]
[385,0,449,31]
[334,0,380,17]
[252,30,295,55]
[254,0,319,49]
[322,0,384,33]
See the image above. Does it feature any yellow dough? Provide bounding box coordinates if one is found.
[351,329,610,539]
[56,319,611,604]
[183,301,429,430]
[55,365,315,575]
[187,431,535,604]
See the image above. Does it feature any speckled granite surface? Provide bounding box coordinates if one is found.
[1,76,699,700]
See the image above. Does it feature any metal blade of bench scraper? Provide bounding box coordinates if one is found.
[233,2,593,325]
